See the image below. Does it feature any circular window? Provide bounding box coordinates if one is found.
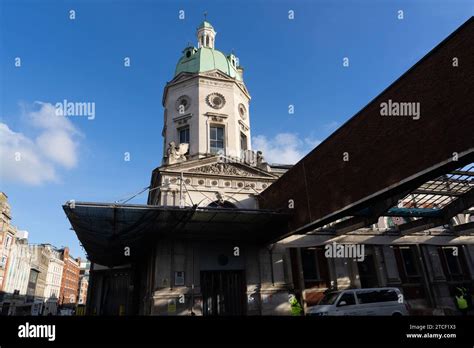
[198,179,205,185]
[206,93,226,110]
[213,97,222,106]
[238,103,247,120]
[212,180,218,186]
[185,179,191,184]
[237,182,243,188]
[262,184,268,189]
[175,95,191,112]
[225,182,230,187]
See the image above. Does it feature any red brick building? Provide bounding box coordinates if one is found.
[58,247,80,307]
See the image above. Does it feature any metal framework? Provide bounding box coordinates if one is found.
[301,164,474,237]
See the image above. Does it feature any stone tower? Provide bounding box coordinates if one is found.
[161,20,251,164]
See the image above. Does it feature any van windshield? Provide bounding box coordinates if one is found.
[319,291,340,305]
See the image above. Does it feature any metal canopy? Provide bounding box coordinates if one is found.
[63,202,289,266]
[298,164,474,237]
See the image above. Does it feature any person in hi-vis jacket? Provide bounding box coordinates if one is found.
[289,294,303,316]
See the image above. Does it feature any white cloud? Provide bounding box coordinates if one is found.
[36,131,78,169]
[29,102,77,133]
[0,102,80,185]
[253,133,320,165]
[0,123,57,185]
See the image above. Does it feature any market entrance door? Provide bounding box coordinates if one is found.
[201,270,246,316]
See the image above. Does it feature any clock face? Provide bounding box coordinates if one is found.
[238,103,247,119]
[206,93,226,109]
[175,95,191,112]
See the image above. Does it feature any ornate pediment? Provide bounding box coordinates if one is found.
[200,70,235,80]
[188,162,272,178]
[169,72,196,84]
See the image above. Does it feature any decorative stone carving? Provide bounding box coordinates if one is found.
[206,92,226,109]
[216,191,225,204]
[205,112,227,123]
[189,163,255,177]
[175,95,191,112]
[173,114,192,125]
[165,141,188,165]
[238,120,249,132]
[238,103,247,120]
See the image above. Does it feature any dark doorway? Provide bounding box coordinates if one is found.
[358,254,379,288]
[201,270,246,316]
[1,302,10,316]
[101,270,131,315]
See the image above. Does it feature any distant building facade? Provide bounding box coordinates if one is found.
[43,248,64,315]
[59,247,80,307]
[78,260,90,306]
[0,192,84,316]
[28,244,64,315]
[4,231,31,295]
[0,192,17,293]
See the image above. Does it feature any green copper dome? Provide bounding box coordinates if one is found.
[198,21,214,30]
[175,47,243,81]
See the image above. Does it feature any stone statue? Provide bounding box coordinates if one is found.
[166,141,189,165]
[215,191,225,204]
[256,150,271,171]
[256,151,264,165]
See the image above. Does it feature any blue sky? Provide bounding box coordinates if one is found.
[0,0,472,258]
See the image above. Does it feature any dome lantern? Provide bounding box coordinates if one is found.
[197,20,216,49]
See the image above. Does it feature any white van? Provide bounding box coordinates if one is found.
[306,287,409,316]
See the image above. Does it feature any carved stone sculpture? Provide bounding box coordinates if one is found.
[215,191,225,204]
[256,150,271,171]
[189,163,254,176]
[166,141,188,165]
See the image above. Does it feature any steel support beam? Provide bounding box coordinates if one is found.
[333,192,410,235]
[452,221,474,235]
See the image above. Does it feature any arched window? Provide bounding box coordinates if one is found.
[206,35,210,47]
[207,200,237,209]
